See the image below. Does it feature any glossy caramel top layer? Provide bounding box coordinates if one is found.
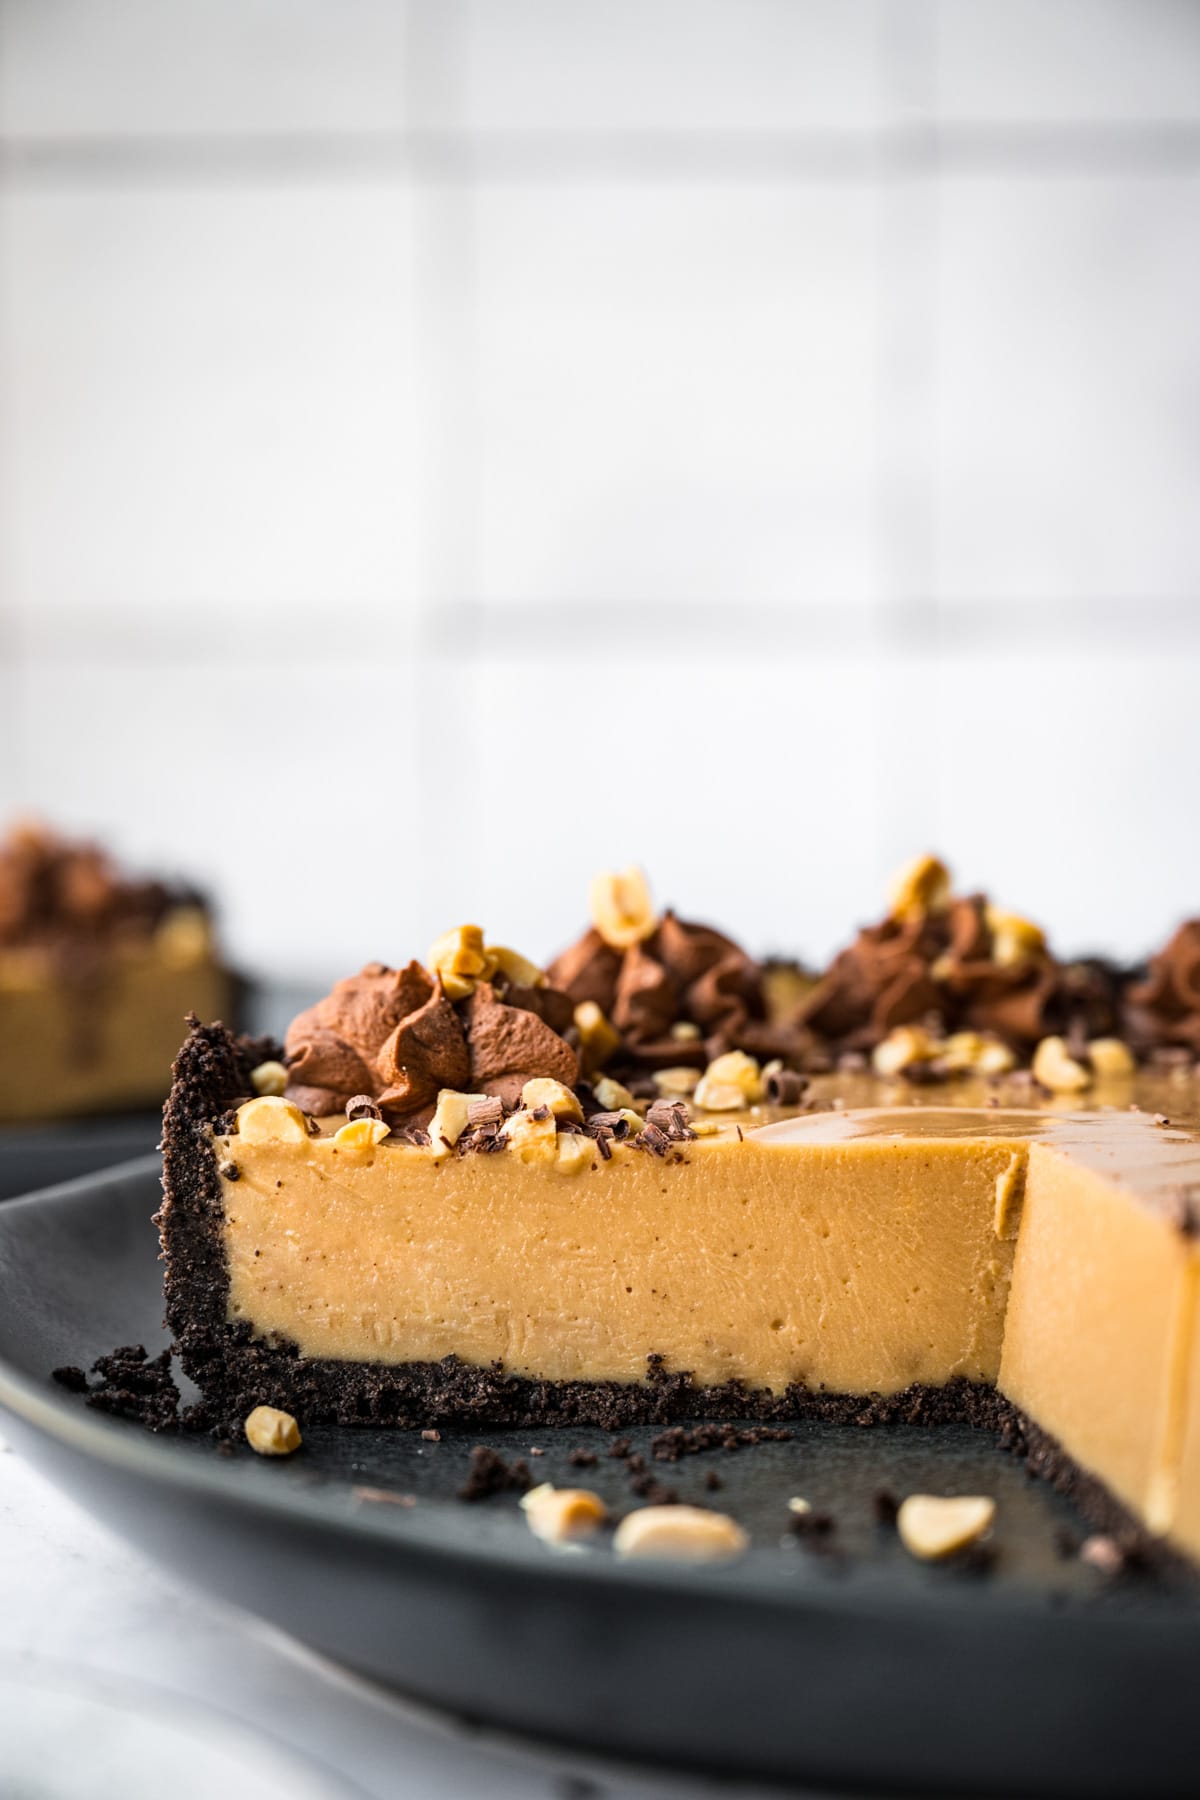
[756,1104,1200,1213]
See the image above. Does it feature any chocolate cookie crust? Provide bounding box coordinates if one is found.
[158,1017,279,1403]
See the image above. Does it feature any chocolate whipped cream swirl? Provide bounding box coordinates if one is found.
[547,910,808,1072]
[797,893,1116,1053]
[1123,920,1200,1054]
[0,819,198,950]
[285,961,580,1124]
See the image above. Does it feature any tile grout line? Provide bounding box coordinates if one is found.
[2,122,1200,187]
[8,599,1200,665]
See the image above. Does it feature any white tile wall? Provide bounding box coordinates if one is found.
[473,181,880,612]
[426,644,890,966]
[935,0,1200,125]
[0,0,411,138]
[2,184,422,634]
[935,174,1200,607]
[1,0,1199,978]
[5,653,434,978]
[923,643,1200,959]
[444,0,886,134]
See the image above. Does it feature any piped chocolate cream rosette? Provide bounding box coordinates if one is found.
[794,854,1125,1086]
[546,869,814,1106]
[284,933,581,1127]
[1123,920,1200,1058]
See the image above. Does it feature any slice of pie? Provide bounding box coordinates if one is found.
[0,820,232,1122]
[158,862,1200,1563]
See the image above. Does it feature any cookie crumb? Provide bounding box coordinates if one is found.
[458,1445,532,1502]
[872,1486,900,1525]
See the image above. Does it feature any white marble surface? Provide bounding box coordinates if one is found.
[0,1431,825,1800]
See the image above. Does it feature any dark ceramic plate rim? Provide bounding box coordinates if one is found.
[0,1155,1193,1635]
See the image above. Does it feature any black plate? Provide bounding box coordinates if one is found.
[0,1113,163,1201]
[1,1163,1198,1798]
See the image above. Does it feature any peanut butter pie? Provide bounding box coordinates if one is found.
[0,820,231,1122]
[159,862,1200,1564]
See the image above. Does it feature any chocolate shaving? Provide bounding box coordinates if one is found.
[345,1093,383,1122]
[764,1068,810,1106]
[456,1124,506,1156]
[586,1111,632,1139]
[643,1098,697,1142]
[467,1096,504,1126]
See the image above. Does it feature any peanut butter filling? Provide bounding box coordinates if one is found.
[220,1119,1023,1394]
